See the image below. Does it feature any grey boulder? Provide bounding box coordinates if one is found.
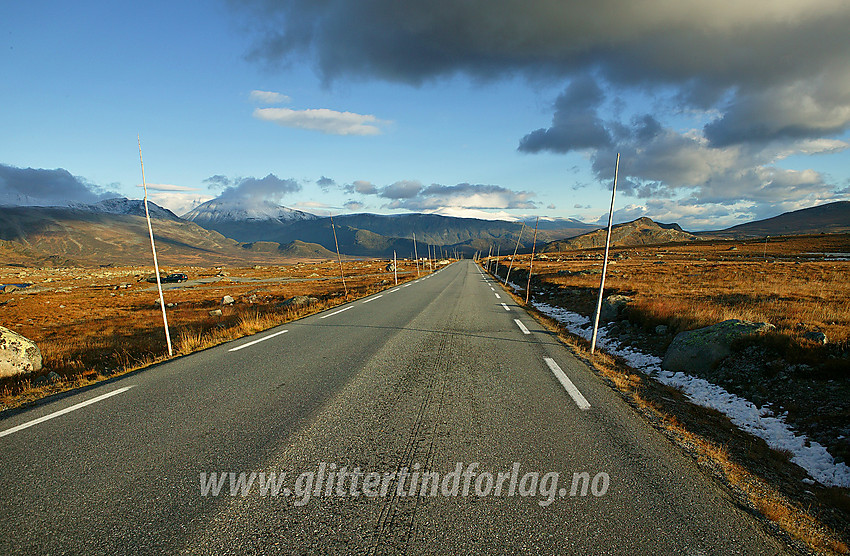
[662,319,775,374]
[0,326,43,377]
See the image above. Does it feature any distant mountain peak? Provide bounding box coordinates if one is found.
[703,200,850,237]
[70,198,180,220]
[181,198,318,223]
[545,216,696,251]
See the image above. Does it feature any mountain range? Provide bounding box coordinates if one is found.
[0,199,847,266]
[180,208,599,258]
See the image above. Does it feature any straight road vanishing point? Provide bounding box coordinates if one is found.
[0,261,791,554]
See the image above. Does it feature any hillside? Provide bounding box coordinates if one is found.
[543,217,697,251]
[0,205,302,267]
[701,201,850,238]
[242,240,339,259]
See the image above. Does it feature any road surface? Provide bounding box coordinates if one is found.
[0,260,790,554]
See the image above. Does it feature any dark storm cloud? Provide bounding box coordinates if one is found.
[236,0,850,154]
[208,173,302,205]
[236,1,850,91]
[234,0,850,223]
[0,163,120,206]
[704,81,850,147]
[518,75,612,153]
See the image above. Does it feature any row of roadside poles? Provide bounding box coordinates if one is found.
[479,153,620,355]
[141,132,619,360]
[141,133,448,360]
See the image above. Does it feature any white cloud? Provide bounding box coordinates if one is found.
[345,180,378,195]
[253,107,388,135]
[135,183,201,192]
[249,90,291,105]
[384,183,536,211]
[145,191,214,215]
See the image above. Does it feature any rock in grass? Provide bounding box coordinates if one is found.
[0,326,43,377]
[804,331,828,345]
[208,309,223,317]
[662,319,775,374]
[278,295,319,308]
[600,294,632,322]
[221,295,235,306]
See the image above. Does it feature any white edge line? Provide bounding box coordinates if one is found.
[389,288,400,293]
[320,305,353,319]
[401,283,411,288]
[229,329,289,352]
[0,386,135,438]
[514,319,531,335]
[362,294,383,304]
[543,357,591,410]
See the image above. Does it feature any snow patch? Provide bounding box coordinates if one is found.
[533,301,850,488]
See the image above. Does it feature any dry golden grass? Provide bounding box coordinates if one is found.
[501,234,850,347]
[498,266,850,554]
[0,259,433,408]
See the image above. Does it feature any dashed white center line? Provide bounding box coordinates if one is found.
[320,305,353,319]
[229,329,289,352]
[490,287,495,291]
[494,293,501,299]
[543,357,591,410]
[362,295,383,304]
[501,303,510,311]
[0,386,135,438]
[514,319,530,334]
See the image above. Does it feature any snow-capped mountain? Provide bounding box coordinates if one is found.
[71,198,181,220]
[181,199,318,224]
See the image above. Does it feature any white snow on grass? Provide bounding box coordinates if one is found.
[533,301,850,488]
[506,281,524,292]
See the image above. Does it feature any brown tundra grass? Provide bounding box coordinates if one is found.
[0,259,429,408]
[504,233,850,348]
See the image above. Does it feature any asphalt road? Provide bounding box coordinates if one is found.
[0,260,791,554]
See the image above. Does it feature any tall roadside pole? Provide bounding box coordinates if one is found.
[505,222,525,286]
[413,232,420,277]
[138,136,173,357]
[495,245,501,280]
[393,250,398,285]
[330,214,348,295]
[591,153,620,354]
[525,217,539,304]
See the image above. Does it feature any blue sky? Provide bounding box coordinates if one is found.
[2,0,849,230]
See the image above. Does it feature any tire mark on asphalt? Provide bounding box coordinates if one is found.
[369,331,451,555]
